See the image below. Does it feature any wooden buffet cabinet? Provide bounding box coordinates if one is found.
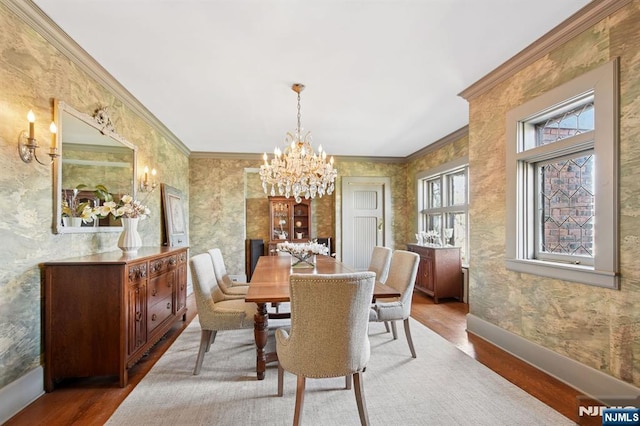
[43,246,188,391]
[406,244,462,303]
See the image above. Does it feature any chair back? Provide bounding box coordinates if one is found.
[190,253,225,310]
[368,246,392,284]
[208,248,236,290]
[283,272,376,378]
[384,250,420,315]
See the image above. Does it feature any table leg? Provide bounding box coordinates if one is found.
[254,302,269,380]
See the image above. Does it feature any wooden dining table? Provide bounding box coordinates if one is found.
[245,254,401,380]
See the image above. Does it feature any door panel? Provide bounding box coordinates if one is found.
[343,180,386,270]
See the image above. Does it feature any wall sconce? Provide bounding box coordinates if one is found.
[140,166,157,192]
[19,109,60,165]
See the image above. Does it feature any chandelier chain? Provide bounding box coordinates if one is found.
[297,91,302,134]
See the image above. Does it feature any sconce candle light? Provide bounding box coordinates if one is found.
[19,109,60,165]
[140,166,157,192]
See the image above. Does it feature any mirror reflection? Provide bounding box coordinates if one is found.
[53,100,137,234]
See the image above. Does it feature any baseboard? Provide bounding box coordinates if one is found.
[0,367,44,424]
[466,314,640,401]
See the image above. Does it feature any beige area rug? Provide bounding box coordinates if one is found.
[107,316,572,425]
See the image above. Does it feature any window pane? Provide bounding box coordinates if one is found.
[442,212,467,261]
[427,214,442,234]
[535,102,594,146]
[537,153,594,257]
[428,178,441,208]
[448,171,466,206]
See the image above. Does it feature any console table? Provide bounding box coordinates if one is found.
[406,244,462,303]
[43,246,188,391]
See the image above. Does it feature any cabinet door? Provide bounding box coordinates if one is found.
[176,263,187,313]
[292,201,310,241]
[270,198,291,240]
[416,254,434,294]
[127,281,147,356]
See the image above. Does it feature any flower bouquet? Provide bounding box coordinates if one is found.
[90,185,151,254]
[277,240,329,268]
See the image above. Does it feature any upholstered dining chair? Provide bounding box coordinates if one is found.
[367,246,392,284]
[190,253,256,375]
[367,246,393,332]
[369,250,420,358]
[276,272,376,426]
[208,248,250,300]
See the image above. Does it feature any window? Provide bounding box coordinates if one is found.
[505,59,619,289]
[417,157,469,265]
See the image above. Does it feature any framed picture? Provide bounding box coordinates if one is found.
[161,184,188,247]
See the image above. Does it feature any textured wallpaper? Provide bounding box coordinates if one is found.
[0,5,189,389]
[467,2,640,386]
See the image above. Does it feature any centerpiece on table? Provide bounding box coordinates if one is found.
[91,185,151,254]
[277,240,330,268]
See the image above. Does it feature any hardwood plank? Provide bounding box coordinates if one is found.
[7,291,583,424]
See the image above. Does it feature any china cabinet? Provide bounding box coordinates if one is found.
[406,244,462,303]
[268,196,311,254]
[43,246,188,391]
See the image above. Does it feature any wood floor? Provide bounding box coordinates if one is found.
[7,292,585,425]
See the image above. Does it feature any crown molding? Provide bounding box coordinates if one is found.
[458,0,633,101]
[3,0,190,157]
[406,125,468,162]
[190,151,406,164]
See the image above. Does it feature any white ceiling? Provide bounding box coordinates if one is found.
[32,0,591,158]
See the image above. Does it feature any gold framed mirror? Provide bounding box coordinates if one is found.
[52,100,137,234]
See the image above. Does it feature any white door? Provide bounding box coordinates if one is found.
[342,177,390,270]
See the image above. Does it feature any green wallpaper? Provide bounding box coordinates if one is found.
[467,2,640,386]
[0,4,189,389]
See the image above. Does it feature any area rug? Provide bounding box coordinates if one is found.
[106,317,571,425]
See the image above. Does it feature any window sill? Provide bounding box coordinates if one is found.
[505,258,619,289]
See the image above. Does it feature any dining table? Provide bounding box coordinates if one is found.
[245,254,401,380]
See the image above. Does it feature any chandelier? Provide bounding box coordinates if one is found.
[260,83,337,203]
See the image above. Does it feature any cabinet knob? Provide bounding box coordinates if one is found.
[152,288,157,296]
[135,312,142,321]
[166,302,172,310]
[152,314,157,321]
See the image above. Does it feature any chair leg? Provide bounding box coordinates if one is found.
[293,375,306,426]
[278,363,284,397]
[194,329,214,375]
[205,330,217,352]
[353,372,370,426]
[384,321,390,333]
[345,374,352,389]
[403,318,417,358]
[390,320,398,340]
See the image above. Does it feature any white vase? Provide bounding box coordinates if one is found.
[63,217,83,227]
[118,217,142,254]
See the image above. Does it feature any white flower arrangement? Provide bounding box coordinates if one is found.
[276,240,330,256]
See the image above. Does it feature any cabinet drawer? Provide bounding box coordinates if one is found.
[127,261,148,284]
[148,296,173,334]
[148,271,174,303]
[149,254,178,277]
